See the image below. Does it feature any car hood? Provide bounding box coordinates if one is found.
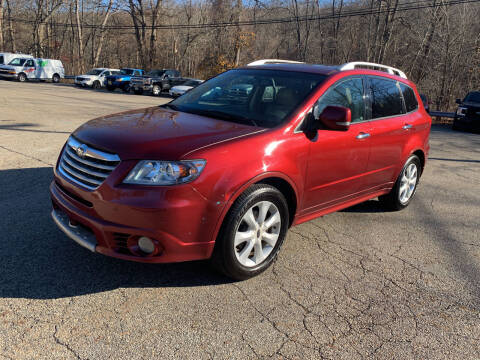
[172,85,192,92]
[0,65,16,70]
[72,106,262,160]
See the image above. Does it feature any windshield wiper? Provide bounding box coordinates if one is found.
[189,109,258,127]
[162,104,180,111]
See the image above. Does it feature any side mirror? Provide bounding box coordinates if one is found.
[456,98,462,104]
[314,105,351,131]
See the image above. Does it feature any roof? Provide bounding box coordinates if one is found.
[241,63,339,76]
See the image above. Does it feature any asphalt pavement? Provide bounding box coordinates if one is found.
[0,80,479,359]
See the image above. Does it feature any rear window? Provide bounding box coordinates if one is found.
[400,83,418,112]
[368,77,404,119]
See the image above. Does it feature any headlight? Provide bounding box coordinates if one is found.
[117,78,123,82]
[456,107,467,116]
[123,160,206,185]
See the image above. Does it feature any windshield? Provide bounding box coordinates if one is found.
[120,69,134,75]
[86,69,103,75]
[183,80,202,86]
[464,92,480,103]
[147,70,165,77]
[170,69,326,128]
[8,58,27,66]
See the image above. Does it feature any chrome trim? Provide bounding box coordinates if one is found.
[60,161,102,185]
[402,124,413,130]
[57,136,120,190]
[68,136,120,162]
[65,147,116,170]
[51,209,97,252]
[62,156,109,178]
[356,132,370,139]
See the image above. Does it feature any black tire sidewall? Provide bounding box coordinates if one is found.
[216,185,289,280]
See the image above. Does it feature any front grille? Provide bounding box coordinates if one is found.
[58,136,120,190]
[113,233,131,254]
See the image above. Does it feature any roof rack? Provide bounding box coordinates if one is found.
[247,59,304,66]
[338,61,407,79]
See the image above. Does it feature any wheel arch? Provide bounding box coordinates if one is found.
[412,149,425,175]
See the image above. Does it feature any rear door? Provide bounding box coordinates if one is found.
[362,76,414,190]
[302,76,372,213]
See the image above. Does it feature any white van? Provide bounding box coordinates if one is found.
[0,57,64,82]
[0,52,33,66]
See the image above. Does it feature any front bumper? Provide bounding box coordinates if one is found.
[0,72,17,79]
[50,170,217,263]
[132,84,153,91]
[75,79,93,86]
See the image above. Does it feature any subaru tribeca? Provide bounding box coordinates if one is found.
[51,60,431,280]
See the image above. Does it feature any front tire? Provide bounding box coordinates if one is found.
[133,88,143,95]
[121,84,130,93]
[18,73,27,82]
[379,155,421,211]
[106,85,115,91]
[211,184,289,280]
[92,80,100,89]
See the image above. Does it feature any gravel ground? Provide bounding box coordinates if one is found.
[0,80,479,359]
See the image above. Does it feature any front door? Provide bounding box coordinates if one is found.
[302,76,371,214]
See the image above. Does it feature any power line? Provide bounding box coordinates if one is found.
[9,0,480,31]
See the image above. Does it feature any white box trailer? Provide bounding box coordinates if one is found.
[0,52,33,66]
[0,57,64,82]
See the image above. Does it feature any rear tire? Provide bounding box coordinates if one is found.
[18,73,27,82]
[52,74,60,83]
[211,184,289,280]
[379,155,421,211]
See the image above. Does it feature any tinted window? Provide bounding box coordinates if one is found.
[369,77,404,118]
[25,60,34,67]
[0,56,4,65]
[170,69,326,128]
[316,77,365,123]
[400,83,418,112]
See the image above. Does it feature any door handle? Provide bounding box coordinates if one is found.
[402,124,413,130]
[356,132,370,139]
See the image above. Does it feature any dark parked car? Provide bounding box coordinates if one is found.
[453,91,480,132]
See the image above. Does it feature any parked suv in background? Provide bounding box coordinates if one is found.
[105,68,143,92]
[75,68,120,89]
[50,60,430,280]
[131,69,182,96]
[453,91,480,133]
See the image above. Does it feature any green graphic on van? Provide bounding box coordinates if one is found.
[38,60,48,67]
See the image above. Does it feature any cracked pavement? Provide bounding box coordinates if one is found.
[1,81,479,359]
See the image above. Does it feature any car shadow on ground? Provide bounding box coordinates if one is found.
[0,167,231,300]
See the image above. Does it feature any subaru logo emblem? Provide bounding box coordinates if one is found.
[76,144,87,158]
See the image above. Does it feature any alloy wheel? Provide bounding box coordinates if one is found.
[399,163,417,204]
[234,201,281,267]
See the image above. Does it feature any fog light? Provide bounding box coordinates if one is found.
[138,236,155,254]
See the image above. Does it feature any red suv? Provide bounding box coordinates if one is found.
[51,60,431,279]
